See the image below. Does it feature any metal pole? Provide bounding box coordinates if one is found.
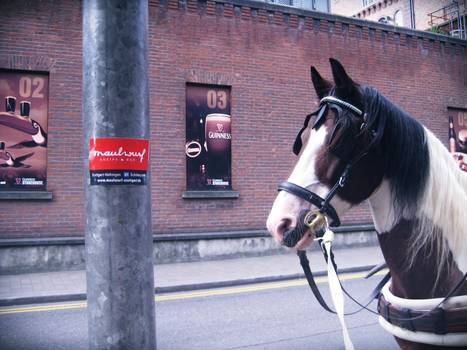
[82,1,156,349]
[408,0,416,29]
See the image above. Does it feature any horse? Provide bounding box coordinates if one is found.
[266,58,467,350]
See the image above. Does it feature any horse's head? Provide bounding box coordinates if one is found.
[267,58,385,249]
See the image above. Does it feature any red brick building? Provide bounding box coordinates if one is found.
[0,0,466,244]
[333,0,466,36]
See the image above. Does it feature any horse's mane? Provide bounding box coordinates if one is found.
[362,86,467,273]
[362,86,429,219]
[418,130,467,273]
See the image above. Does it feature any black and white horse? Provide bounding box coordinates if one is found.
[267,58,467,349]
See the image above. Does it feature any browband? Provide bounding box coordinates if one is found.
[320,96,363,116]
[293,96,364,156]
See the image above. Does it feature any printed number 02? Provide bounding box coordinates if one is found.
[19,77,45,98]
[207,90,227,109]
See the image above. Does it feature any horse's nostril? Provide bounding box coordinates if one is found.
[277,218,292,236]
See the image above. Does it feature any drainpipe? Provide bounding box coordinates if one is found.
[408,0,416,29]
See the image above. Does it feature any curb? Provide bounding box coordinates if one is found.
[0,265,376,307]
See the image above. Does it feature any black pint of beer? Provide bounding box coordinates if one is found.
[19,101,31,117]
[5,96,16,112]
[20,101,31,117]
[205,113,231,184]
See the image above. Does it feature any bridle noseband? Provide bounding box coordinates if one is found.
[278,95,367,246]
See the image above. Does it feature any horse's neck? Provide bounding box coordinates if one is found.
[377,219,466,299]
[368,180,467,299]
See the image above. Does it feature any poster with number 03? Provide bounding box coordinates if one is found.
[185,84,232,191]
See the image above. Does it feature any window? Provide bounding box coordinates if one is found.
[264,0,329,12]
[394,10,403,26]
[363,0,376,7]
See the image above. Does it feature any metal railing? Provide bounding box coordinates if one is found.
[427,1,466,40]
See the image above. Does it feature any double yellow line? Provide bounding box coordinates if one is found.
[0,270,384,315]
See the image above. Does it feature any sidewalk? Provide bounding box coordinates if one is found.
[0,245,383,306]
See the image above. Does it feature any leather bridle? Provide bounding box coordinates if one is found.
[278,95,368,246]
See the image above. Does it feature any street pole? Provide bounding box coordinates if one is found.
[82,1,156,349]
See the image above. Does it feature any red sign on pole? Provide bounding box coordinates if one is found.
[89,137,149,185]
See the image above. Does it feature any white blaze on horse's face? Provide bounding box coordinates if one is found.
[267,123,351,247]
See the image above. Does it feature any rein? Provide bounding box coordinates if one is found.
[279,95,467,348]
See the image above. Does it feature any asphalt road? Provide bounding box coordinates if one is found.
[0,273,398,350]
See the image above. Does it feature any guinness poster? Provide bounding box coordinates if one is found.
[186,84,232,190]
[448,108,467,172]
[0,71,49,191]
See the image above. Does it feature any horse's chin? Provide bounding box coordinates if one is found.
[286,228,314,251]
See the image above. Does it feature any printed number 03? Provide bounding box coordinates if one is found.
[207,90,227,109]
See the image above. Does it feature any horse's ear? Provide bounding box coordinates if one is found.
[310,66,332,99]
[329,58,356,90]
[329,58,361,101]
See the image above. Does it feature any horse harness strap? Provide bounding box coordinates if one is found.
[378,272,467,335]
[378,293,467,335]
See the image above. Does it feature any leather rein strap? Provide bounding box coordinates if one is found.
[298,249,390,315]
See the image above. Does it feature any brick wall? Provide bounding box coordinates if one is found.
[0,0,466,238]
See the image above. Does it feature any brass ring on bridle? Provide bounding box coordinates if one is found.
[303,210,327,232]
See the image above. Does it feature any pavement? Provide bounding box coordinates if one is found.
[0,245,384,306]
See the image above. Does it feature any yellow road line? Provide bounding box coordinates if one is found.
[0,301,87,315]
[0,270,386,315]
[156,270,385,301]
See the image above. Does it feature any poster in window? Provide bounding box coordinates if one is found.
[186,84,232,190]
[448,107,467,172]
[0,71,48,190]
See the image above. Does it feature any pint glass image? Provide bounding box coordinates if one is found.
[5,96,16,112]
[205,113,231,185]
[20,101,31,117]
